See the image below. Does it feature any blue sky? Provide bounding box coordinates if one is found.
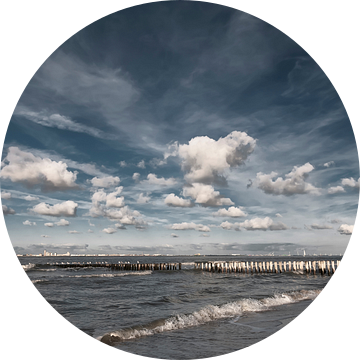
[1,1,358,255]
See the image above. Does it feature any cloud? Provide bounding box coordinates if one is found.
[44,223,54,227]
[309,224,333,230]
[23,220,36,226]
[169,222,210,232]
[328,186,345,194]
[90,187,124,211]
[212,206,247,218]
[200,234,210,237]
[137,193,151,204]
[137,160,146,169]
[24,195,39,201]
[88,220,95,227]
[220,221,241,231]
[221,217,288,231]
[337,224,353,235]
[32,200,78,217]
[182,183,233,207]
[275,213,283,218]
[1,147,79,191]
[171,233,179,238]
[324,161,335,168]
[132,173,140,182]
[341,177,360,189]
[90,176,120,188]
[170,131,256,185]
[41,235,50,238]
[102,227,117,234]
[2,205,15,215]
[119,161,127,167]
[14,109,114,139]
[164,194,193,207]
[68,230,82,234]
[142,173,177,186]
[150,158,167,167]
[55,219,70,226]
[90,200,146,227]
[1,191,11,199]
[256,163,321,196]
[240,217,288,231]
[88,229,94,233]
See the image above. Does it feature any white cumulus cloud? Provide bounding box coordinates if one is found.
[24,195,39,201]
[32,201,78,217]
[137,193,151,204]
[341,177,360,189]
[182,183,233,207]
[55,219,70,226]
[169,222,210,232]
[1,191,11,199]
[256,163,320,196]
[164,194,193,207]
[212,206,247,217]
[2,205,15,215]
[102,227,117,234]
[1,147,79,191]
[90,187,124,210]
[90,176,120,188]
[174,131,256,185]
[44,223,54,227]
[337,224,353,235]
[23,220,36,226]
[221,217,288,231]
[328,186,345,194]
[143,173,177,186]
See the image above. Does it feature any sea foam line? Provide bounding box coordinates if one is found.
[99,289,320,345]
[61,271,152,279]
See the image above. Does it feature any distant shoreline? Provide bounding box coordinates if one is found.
[17,253,342,257]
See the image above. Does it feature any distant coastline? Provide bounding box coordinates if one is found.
[17,253,342,257]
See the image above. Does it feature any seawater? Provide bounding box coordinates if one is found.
[20,255,338,359]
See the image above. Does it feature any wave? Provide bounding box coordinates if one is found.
[99,289,320,345]
[22,263,36,271]
[32,279,47,284]
[61,271,152,279]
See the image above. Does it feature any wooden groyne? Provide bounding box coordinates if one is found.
[53,262,182,271]
[194,260,341,275]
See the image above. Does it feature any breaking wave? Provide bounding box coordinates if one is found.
[100,289,320,345]
[61,271,152,279]
[22,263,36,271]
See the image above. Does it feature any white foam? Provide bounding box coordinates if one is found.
[100,289,320,343]
[22,263,36,271]
[31,279,47,284]
[62,271,152,279]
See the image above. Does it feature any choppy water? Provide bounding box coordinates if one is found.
[20,255,339,359]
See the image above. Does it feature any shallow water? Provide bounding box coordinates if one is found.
[20,255,337,359]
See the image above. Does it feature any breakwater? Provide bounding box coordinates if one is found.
[52,259,340,275]
[194,260,340,275]
[54,262,181,271]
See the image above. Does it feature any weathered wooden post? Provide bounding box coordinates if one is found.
[274,262,278,273]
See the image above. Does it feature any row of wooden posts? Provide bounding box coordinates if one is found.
[194,260,341,275]
[55,262,181,271]
[54,260,340,275]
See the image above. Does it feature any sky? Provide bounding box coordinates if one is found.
[1,1,358,256]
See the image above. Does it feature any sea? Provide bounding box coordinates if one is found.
[19,254,340,359]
